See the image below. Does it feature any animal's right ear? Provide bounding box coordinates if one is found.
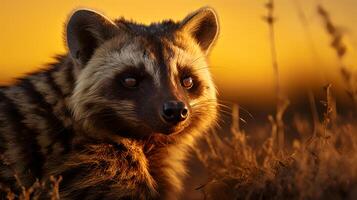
[66,9,119,66]
[180,7,219,55]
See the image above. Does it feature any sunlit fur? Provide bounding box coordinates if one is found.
[0,7,219,199]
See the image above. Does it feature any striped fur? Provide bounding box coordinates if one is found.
[0,7,219,199]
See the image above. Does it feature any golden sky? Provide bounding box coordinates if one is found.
[1,0,357,107]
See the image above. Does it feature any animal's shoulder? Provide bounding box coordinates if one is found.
[47,140,158,199]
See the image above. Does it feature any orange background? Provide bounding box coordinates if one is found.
[1,0,357,108]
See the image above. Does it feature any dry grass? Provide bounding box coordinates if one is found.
[0,155,62,200]
[0,175,62,200]
[195,88,357,199]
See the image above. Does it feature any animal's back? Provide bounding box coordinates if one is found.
[0,57,75,188]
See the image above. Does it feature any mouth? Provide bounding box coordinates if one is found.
[113,122,188,139]
[165,126,185,135]
[156,121,191,136]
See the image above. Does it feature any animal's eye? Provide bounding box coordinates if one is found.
[182,77,194,89]
[122,77,138,88]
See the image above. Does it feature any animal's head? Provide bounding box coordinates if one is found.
[68,8,219,141]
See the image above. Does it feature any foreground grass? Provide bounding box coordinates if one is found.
[195,96,357,200]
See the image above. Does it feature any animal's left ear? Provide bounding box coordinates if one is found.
[180,7,219,54]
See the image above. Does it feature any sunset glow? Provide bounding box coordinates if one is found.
[1,0,357,106]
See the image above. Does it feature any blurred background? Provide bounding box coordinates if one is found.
[1,0,357,112]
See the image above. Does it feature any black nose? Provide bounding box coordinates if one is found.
[161,101,189,124]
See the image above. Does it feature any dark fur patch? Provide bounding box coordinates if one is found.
[0,90,45,180]
[64,60,75,92]
[45,70,65,97]
[18,79,73,154]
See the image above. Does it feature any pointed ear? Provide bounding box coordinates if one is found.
[180,7,219,54]
[66,9,119,65]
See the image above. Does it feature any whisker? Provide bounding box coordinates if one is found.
[189,56,205,66]
[216,99,255,120]
[193,66,228,72]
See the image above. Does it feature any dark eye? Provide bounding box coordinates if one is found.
[122,77,138,88]
[182,77,194,89]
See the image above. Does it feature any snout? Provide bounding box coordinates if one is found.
[160,100,189,124]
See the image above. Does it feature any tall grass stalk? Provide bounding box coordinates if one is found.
[263,0,289,152]
[317,4,357,108]
[291,0,326,136]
